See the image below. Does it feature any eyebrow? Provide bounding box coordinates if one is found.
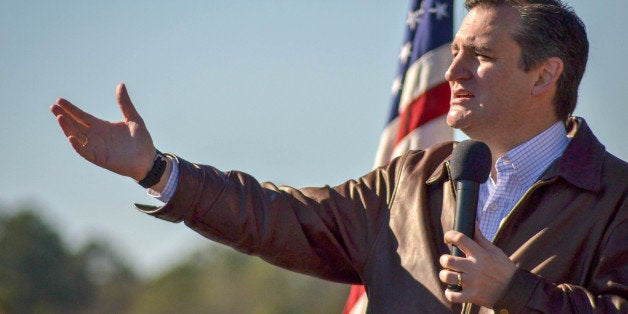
[451,42,493,54]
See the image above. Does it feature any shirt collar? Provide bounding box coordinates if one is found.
[499,121,570,188]
[430,117,608,192]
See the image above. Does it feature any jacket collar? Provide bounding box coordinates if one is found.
[540,117,605,192]
[427,146,455,185]
[426,117,605,192]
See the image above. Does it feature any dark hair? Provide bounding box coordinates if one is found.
[465,0,589,121]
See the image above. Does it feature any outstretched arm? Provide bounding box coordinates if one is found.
[50,83,171,191]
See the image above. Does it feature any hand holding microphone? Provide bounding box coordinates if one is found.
[439,140,517,307]
[446,140,491,292]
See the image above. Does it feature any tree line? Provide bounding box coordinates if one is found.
[0,205,349,313]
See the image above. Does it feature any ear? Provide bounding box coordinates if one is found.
[532,57,564,96]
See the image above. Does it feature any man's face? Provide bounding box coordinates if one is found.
[445,5,538,140]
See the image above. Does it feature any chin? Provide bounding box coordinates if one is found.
[447,118,476,139]
[446,116,469,130]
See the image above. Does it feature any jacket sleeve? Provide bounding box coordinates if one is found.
[493,211,627,313]
[137,153,406,284]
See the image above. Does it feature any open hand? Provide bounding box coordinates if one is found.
[50,83,156,181]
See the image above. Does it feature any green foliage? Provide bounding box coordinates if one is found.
[0,206,350,314]
[129,245,349,314]
[75,240,141,314]
[0,209,94,313]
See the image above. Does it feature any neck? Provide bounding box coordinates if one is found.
[477,119,561,180]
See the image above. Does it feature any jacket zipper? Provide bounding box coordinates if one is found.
[492,177,556,243]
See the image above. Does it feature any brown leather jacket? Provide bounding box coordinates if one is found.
[138,117,627,313]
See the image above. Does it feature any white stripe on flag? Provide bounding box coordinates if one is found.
[373,118,400,168]
[399,43,452,113]
[391,115,451,158]
[347,293,368,314]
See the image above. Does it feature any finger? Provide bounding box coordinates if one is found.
[444,230,481,258]
[66,133,98,165]
[439,269,463,287]
[55,112,90,140]
[55,98,98,128]
[68,135,89,153]
[116,83,141,122]
[441,269,465,302]
[439,253,468,272]
[50,104,64,117]
[444,286,464,303]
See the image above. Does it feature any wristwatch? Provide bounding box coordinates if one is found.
[138,150,167,188]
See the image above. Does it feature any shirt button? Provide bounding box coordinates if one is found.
[490,203,498,211]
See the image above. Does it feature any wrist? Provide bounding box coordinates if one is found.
[137,150,168,188]
[491,268,538,312]
[148,156,173,194]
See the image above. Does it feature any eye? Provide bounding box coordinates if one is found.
[474,51,493,60]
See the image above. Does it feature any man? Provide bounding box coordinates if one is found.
[51,0,626,312]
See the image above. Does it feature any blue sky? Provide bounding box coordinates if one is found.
[1,1,625,277]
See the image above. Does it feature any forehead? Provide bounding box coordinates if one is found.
[453,5,520,50]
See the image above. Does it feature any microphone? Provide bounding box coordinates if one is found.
[446,140,491,292]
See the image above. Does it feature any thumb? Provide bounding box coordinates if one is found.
[116,83,141,122]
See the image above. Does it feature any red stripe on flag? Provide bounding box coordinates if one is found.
[393,82,450,146]
[342,285,366,314]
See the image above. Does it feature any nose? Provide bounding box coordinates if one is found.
[445,53,471,82]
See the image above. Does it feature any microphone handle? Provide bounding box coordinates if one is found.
[447,180,479,292]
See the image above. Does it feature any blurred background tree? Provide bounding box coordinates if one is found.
[0,204,349,313]
[0,207,94,313]
[76,239,141,314]
[128,245,349,314]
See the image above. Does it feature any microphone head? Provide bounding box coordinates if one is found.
[450,140,492,183]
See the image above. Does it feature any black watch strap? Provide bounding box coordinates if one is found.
[138,150,167,189]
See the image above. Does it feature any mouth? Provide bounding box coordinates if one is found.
[451,89,475,103]
[453,89,474,98]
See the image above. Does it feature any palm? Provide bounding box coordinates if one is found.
[51,84,156,181]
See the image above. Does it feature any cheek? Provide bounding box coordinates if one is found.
[477,69,520,104]
[478,64,530,96]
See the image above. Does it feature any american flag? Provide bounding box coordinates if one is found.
[342,0,453,313]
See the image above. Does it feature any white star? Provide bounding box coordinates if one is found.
[391,76,402,95]
[398,42,412,64]
[432,2,449,20]
[406,10,420,30]
[412,7,427,27]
